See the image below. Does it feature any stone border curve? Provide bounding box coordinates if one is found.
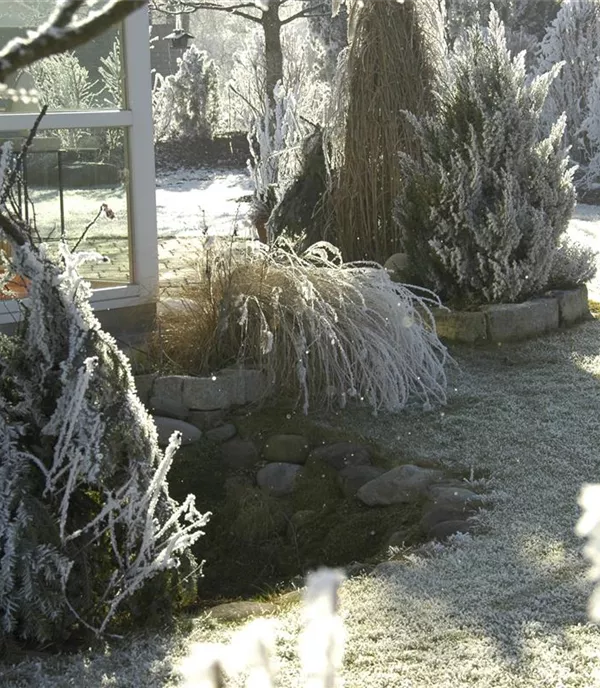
[431,285,592,344]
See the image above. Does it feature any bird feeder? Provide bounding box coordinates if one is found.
[164,28,194,51]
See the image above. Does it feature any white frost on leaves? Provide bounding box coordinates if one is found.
[0,231,210,641]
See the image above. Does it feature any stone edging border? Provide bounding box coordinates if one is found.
[431,285,591,344]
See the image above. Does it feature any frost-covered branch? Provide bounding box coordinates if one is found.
[0,0,145,84]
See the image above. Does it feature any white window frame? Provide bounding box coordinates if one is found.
[0,4,158,325]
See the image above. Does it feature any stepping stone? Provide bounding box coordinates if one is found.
[205,423,237,443]
[152,416,202,447]
[257,463,303,497]
[338,465,386,498]
[357,465,444,506]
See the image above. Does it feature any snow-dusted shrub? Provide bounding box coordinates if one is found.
[0,183,209,641]
[179,568,345,687]
[153,238,448,415]
[152,44,219,143]
[547,236,598,289]
[394,7,575,306]
[537,0,600,189]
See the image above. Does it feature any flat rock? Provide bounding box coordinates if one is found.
[420,504,472,533]
[149,395,189,421]
[307,442,372,471]
[432,308,487,343]
[207,600,278,623]
[482,298,559,342]
[183,375,238,411]
[427,485,483,509]
[264,434,310,464]
[257,463,303,497]
[551,285,591,326]
[220,437,259,469]
[356,464,444,506]
[188,409,226,430]
[205,423,237,443]
[427,519,473,541]
[152,416,202,447]
[153,376,186,406]
[338,465,386,498]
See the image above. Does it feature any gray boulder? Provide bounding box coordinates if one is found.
[420,504,472,533]
[205,423,237,443]
[427,485,483,509]
[188,409,226,430]
[149,395,189,421]
[264,434,311,464]
[152,416,202,447]
[338,465,386,498]
[357,464,444,506]
[307,442,372,471]
[257,463,303,497]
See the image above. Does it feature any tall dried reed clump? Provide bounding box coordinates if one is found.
[153,239,448,415]
[326,0,444,264]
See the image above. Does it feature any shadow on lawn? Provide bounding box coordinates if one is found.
[342,318,600,676]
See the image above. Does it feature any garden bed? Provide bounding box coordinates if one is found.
[432,285,591,343]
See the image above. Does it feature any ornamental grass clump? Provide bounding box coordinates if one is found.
[395,7,576,307]
[154,238,448,415]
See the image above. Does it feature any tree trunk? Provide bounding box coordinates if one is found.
[262,1,284,105]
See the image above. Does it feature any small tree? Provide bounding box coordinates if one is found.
[537,0,600,189]
[395,6,575,306]
[154,44,219,142]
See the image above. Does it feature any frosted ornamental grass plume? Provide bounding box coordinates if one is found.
[179,567,346,688]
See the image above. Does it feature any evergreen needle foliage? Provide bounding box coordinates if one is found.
[153,239,448,415]
[0,166,209,643]
[395,6,576,306]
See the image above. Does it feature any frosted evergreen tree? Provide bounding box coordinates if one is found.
[0,144,209,643]
[537,0,600,189]
[395,6,575,305]
[154,44,219,142]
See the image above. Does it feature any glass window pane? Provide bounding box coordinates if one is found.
[0,127,131,288]
[0,2,124,112]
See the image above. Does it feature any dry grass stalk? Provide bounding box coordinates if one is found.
[326,0,443,264]
[151,238,448,415]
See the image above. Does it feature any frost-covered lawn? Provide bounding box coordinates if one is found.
[4,319,600,687]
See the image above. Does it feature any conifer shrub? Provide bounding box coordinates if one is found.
[394,7,576,307]
[0,149,209,645]
[537,0,600,191]
[152,44,219,144]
